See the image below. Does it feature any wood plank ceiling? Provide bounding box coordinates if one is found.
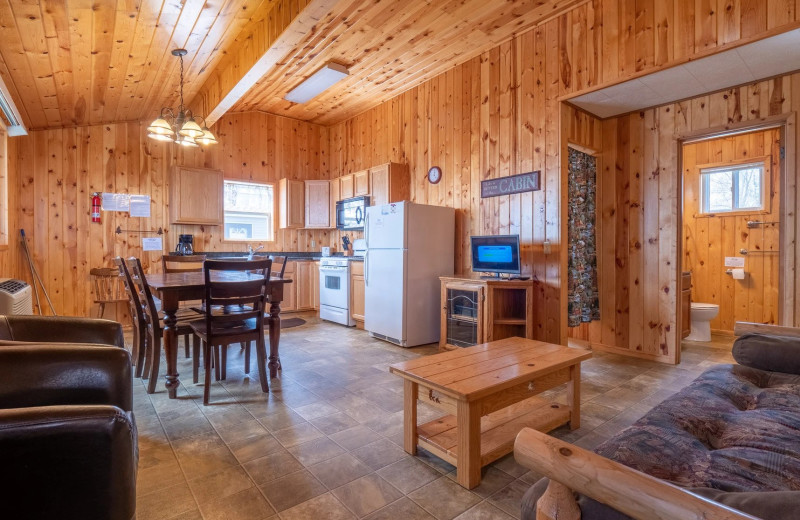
[0,0,279,130]
[231,0,583,125]
[0,0,578,130]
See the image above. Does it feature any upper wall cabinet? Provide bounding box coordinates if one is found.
[305,180,331,229]
[369,162,410,207]
[339,174,354,199]
[279,178,304,229]
[170,166,223,225]
[354,170,369,196]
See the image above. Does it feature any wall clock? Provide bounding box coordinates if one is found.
[427,166,442,184]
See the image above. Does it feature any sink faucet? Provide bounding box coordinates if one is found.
[247,244,264,260]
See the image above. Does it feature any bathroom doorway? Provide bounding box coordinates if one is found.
[680,126,783,336]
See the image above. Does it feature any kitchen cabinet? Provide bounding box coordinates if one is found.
[279,179,304,229]
[282,260,317,313]
[312,262,320,310]
[282,261,297,312]
[339,174,354,199]
[170,166,223,225]
[439,277,533,351]
[369,162,410,207]
[329,179,339,228]
[354,170,369,196]
[350,261,365,326]
[295,261,315,310]
[304,180,331,228]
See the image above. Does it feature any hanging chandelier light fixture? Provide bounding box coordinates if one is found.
[147,49,217,147]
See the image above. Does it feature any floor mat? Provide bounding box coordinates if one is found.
[280,317,306,329]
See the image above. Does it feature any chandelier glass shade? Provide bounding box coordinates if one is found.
[147,49,217,146]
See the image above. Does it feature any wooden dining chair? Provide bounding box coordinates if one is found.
[90,267,128,318]
[114,257,146,374]
[190,258,272,405]
[127,257,203,393]
[268,255,288,279]
[162,254,207,273]
[162,253,207,358]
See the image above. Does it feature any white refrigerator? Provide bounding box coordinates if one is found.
[364,201,455,347]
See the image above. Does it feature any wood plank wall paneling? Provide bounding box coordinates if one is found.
[324,2,800,355]
[2,0,800,359]
[0,112,332,318]
[682,128,781,331]
[592,75,798,362]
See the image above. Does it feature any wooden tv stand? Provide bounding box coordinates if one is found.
[439,275,534,351]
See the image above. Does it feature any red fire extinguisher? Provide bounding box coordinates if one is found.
[91,193,101,223]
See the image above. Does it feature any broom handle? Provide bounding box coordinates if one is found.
[20,230,55,315]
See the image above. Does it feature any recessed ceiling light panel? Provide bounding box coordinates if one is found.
[285,62,349,104]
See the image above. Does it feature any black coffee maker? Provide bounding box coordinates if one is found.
[176,234,194,255]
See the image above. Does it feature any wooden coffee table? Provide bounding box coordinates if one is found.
[389,337,591,488]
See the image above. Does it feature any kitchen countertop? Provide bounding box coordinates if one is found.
[201,251,363,261]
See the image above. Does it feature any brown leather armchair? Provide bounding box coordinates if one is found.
[0,317,136,520]
[0,315,126,347]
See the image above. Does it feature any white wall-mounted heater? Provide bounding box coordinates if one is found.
[0,279,33,315]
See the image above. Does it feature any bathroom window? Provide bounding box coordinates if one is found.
[700,162,765,214]
[223,180,275,241]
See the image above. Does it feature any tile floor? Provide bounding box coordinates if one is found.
[133,317,735,520]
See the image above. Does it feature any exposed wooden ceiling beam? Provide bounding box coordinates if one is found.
[191,0,340,128]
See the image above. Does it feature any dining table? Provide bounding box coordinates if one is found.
[145,271,292,399]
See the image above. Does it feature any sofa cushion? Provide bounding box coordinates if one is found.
[733,333,800,375]
[594,364,800,492]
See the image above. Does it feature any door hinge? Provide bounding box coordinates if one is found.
[780,146,785,160]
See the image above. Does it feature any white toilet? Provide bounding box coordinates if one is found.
[685,302,720,342]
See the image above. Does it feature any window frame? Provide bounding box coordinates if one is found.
[221,178,277,244]
[698,158,770,216]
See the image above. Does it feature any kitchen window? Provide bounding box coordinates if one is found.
[700,161,765,214]
[223,180,275,241]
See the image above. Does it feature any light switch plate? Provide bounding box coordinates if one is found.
[543,240,551,255]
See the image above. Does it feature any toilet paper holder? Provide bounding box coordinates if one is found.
[725,269,747,279]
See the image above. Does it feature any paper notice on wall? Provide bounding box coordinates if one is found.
[724,256,745,268]
[129,194,151,217]
[142,237,163,252]
[101,192,130,212]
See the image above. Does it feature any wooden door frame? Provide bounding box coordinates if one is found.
[676,114,795,339]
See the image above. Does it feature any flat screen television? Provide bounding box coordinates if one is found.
[470,235,521,277]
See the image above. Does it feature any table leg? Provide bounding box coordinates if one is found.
[456,400,481,489]
[403,380,418,455]
[162,309,180,399]
[568,364,581,430]
[267,301,281,378]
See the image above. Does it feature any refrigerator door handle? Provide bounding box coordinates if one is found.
[365,211,369,247]
[364,250,368,287]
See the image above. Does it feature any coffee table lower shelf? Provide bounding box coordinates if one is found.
[416,396,571,467]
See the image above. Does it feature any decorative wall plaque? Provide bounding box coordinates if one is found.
[481,171,541,198]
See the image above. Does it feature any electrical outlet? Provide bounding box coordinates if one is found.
[311,240,316,248]
[543,240,551,255]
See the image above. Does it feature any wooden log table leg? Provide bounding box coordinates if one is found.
[267,301,281,378]
[456,399,482,488]
[568,364,581,430]
[403,380,418,455]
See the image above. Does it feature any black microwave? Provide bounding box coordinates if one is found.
[336,196,370,230]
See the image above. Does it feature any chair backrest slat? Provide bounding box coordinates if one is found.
[127,257,161,334]
[268,255,288,279]
[113,257,144,327]
[162,254,207,273]
[203,258,272,334]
